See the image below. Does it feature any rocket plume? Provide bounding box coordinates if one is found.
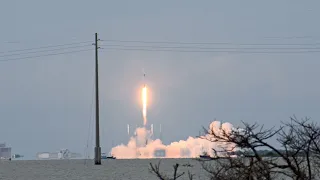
[142,86,147,126]
[111,120,237,159]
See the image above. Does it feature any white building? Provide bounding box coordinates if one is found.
[0,143,12,159]
[36,149,81,160]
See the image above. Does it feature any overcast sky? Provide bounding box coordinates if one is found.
[1,0,320,159]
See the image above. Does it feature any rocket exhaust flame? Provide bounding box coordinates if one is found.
[142,86,147,126]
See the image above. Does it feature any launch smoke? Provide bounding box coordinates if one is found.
[111,120,236,159]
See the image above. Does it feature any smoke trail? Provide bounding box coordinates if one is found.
[142,86,147,126]
[111,120,236,159]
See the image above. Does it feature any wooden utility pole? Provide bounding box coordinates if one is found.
[94,33,101,165]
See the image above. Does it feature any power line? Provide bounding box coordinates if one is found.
[0,44,92,58]
[100,47,320,54]
[99,44,320,50]
[101,39,320,46]
[3,43,319,60]
[2,38,320,63]
[0,49,93,62]
[0,41,20,44]
[0,40,92,54]
[263,35,315,40]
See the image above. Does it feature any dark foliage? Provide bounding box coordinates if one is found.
[149,116,320,180]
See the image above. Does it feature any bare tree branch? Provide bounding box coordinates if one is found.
[149,116,320,180]
[200,116,320,180]
[149,161,196,180]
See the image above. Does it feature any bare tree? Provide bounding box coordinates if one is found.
[199,123,281,180]
[201,116,320,180]
[149,160,194,180]
[277,116,320,179]
[149,116,320,180]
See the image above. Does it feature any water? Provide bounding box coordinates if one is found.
[0,159,209,180]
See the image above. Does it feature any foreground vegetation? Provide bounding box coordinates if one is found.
[149,116,320,180]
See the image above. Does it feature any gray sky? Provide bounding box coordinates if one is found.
[1,0,320,159]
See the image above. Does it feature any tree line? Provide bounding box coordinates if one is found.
[149,116,320,180]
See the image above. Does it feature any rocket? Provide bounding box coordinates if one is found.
[143,68,146,87]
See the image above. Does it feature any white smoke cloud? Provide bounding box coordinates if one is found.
[111,121,235,159]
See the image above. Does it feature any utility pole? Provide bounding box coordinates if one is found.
[94,33,101,165]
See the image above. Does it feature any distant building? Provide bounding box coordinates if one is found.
[36,149,81,160]
[0,143,12,159]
